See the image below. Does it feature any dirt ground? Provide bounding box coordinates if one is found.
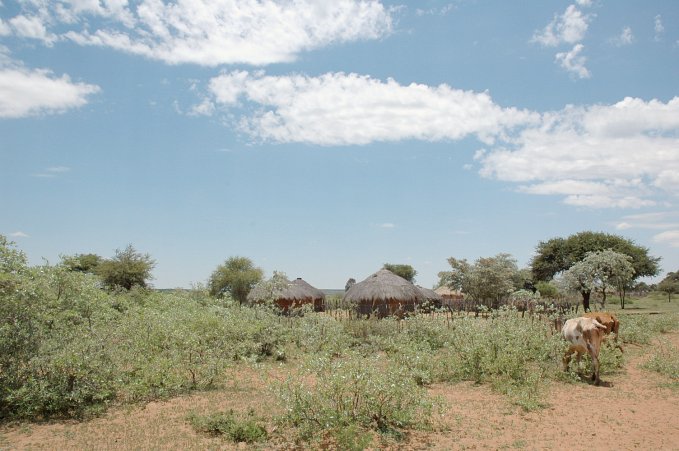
[1,333,678,450]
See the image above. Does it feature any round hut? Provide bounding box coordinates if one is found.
[342,269,426,318]
[417,285,443,311]
[247,276,325,314]
[434,286,465,310]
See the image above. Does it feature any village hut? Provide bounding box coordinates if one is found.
[417,285,443,311]
[434,285,465,310]
[342,269,426,318]
[247,277,325,314]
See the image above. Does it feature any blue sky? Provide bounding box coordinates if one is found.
[2,0,678,289]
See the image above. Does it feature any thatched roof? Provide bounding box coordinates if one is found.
[417,286,443,302]
[434,286,463,298]
[247,277,325,303]
[343,269,425,304]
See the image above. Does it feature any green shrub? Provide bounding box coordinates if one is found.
[642,338,679,384]
[187,409,268,443]
[620,314,678,345]
[277,353,434,440]
[0,264,120,419]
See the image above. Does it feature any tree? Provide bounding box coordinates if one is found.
[531,231,660,306]
[61,253,103,274]
[345,278,356,292]
[438,253,519,309]
[97,245,155,291]
[0,235,28,293]
[383,263,416,283]
[532,231,660,281]
[562,249,635,311]
[208,256,263,304]
[658,271,679,303]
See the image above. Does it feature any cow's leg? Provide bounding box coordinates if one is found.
[562,349,571,371]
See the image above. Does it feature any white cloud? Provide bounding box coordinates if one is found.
[654,15,664,41]
[575,0,592,6]
[207,71,538,145]
[188,98,215,117]
[614,212,679,231]
[532,5,590,47]
[8,15,58,45]
[0,18,11,36]
[478,97,679,208]
[0,63,100,118]
[555,44,590,79]
[31,0,394,66]
[9,231,29,238]
[611,27,634,46]
[46,166,71,173]
[653,230,679,248]
[378,223,396,229]
[416,4,456,17]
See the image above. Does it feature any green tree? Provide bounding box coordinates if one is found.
[562,249,635,311]
[61,253,103,274]
[658,271,679,303]
[383,263,417,283]
[532,231,659,280]
[208,256,263,304]
[97,245,156,291]
[0,235,28,293]
[531,231,659,304]
[439,253,519,309]
[535,280,560,299]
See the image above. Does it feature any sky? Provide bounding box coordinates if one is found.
[1,0,678,290]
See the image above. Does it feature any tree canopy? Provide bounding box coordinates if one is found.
[531,231,660,282]
[438,253,520,309]
[658,271,679,303]
[97,245,156,291]
[61,253,103,274]
[383,263,417,283]
[561,249,635,310]
[208,256,263,304]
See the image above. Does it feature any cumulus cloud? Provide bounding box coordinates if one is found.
[532,4,590,47]
[611,27,634,46]
[477,97,679,208]
[654,15,664,41]
[9,231,29,238]
[9,15,58,45]
[615,212,679,231]
[653,230,679,248]
[555,44,590,79]
[206,71,538,145]
[533,4,592,78]
[0,60,100,118]
[10,0,393,66]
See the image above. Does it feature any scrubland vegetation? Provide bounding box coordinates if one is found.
[2,235,679,449]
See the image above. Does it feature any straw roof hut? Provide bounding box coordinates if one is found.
[434,286,464,300]
[342,269,426,318]
[434,285,464,310]
[417,286,443,310]
[247,277,325,314]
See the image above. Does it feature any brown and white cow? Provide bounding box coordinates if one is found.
[583,311,620,342]
[562,316,608,386]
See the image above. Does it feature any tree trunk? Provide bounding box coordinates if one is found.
[581,290,591,312]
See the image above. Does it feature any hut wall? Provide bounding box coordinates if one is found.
[357,298,417,318]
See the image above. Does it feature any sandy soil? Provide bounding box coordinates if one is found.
[1,334,678,450]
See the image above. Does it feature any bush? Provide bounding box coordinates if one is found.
[0,264,120,419]
[187,409,268,443]
[277,353,434,440]
[642,338,679,384]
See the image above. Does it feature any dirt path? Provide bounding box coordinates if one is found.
[417,332,679,450]
[1,335,678,450]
